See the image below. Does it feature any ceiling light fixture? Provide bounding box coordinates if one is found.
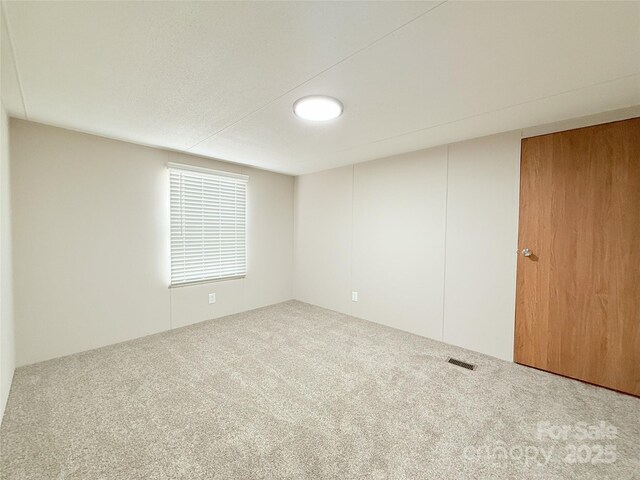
[293,95,343,122]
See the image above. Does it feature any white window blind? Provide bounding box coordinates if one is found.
[169,163,248,286]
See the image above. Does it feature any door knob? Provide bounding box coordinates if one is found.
[522,248,533,257]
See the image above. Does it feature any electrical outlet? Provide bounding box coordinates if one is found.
[208,293,216,304]
[351,291,359,302]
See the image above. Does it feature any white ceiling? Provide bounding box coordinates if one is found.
[1,1,639,175]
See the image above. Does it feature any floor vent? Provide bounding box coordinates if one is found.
[447,357,476,371]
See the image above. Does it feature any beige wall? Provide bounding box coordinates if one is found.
[293,132,521,361]
[293,166,353,314]
[352,148,448,339]
[7,118,522,368]
[443,133,520,360]
[11,120,294,366]
[1,104,15,419]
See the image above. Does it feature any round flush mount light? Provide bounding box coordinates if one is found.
[293,95,343,121]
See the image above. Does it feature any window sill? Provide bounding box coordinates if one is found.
[169,275,246,288]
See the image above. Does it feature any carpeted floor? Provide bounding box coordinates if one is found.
[1,300,638,479]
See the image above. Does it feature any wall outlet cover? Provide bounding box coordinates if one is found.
[208,293,216,304]
[351,291,359,302]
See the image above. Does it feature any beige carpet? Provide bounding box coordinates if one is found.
[1,300,638,479]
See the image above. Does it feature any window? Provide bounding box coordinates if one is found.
[169,163,248,286]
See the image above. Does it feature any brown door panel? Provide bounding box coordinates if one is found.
[514,118,640,396]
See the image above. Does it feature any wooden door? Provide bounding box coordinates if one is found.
[514,118,640,396]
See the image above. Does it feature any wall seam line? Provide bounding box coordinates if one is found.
[349,164,355,316]
[1,2,28,119]
[168,151,173,330]
[291,176,297,300]
[441,146,449,342]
